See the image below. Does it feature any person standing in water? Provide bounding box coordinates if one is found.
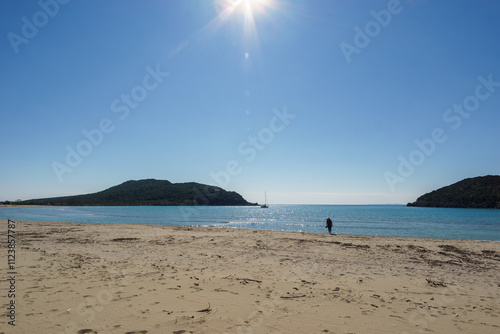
[325,217,333,234]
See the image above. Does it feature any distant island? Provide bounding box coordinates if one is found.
[407,175,500,209]
[10,179,257,206]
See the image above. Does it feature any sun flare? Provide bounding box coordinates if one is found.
[241,0,268,12]
[210,0,276,50]
[214,0,274,20]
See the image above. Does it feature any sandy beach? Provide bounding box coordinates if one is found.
[1,219,499,334]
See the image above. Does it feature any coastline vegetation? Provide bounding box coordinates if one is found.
[5,179,256,206]
[407,175,500,209]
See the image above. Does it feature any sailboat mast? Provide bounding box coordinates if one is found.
[261,191,269,208]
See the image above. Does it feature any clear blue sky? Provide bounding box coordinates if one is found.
[1,0,499,204]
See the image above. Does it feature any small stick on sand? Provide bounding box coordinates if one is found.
[426,279,447,287]
[59,263,81,269]
[237,278,262,283]
[197,303,212,313]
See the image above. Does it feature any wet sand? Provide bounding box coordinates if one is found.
[1,219,499,333]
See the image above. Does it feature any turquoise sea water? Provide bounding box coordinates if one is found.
[1,205,499,241]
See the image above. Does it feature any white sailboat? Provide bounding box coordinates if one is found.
[261,192,269,208]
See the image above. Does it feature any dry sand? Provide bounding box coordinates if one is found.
[1,219,499,334]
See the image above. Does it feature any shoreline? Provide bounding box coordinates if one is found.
[2,213,500,242]
[1,220,499,333]
[7,218,499,245]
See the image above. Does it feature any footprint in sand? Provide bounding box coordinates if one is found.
[125,331,148,334]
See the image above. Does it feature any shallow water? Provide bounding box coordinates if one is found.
[1,204,499,241]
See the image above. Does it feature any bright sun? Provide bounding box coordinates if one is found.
[215,0,272,18]
[242,0,266,10]
[211,0,275,44]
[203,0,278,54]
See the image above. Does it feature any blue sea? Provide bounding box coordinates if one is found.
[1,205,499,241]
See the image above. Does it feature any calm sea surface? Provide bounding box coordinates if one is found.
[1,205,499,241]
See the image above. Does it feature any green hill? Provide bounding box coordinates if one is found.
[407,175,500,209]
[19,179,256,206]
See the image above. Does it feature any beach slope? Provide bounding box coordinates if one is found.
[1,220,499,333]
